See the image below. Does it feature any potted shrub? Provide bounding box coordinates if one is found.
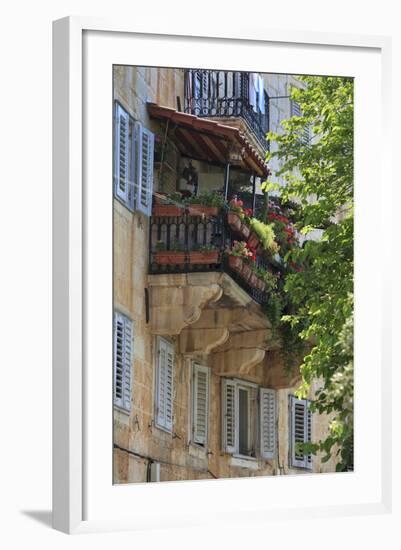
[152,192,184,217]
[189,244,220,264]
[185,191,224,217]
[248,218,279,256]
[241,261,253,282]
[154,240,186,265]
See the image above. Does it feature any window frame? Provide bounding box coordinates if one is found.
[222,378,275,460]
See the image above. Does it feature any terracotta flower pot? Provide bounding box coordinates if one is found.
[255,277,266,292]
[248,231,260,250]
[187,205,220,217]
[189,251,219,264]
[228,255,243,273]
[241,262,253,282]
[154,251,186,265]
[240,223,251,240]
[152,204,184,217]
[249,272,259,287]
[227,211,242,232]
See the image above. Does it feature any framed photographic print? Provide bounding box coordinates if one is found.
[53,17,392,535]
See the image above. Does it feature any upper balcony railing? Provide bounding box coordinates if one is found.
[184,70,269,152]
[149,204,281,306]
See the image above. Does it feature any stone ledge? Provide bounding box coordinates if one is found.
[229,456,260,470]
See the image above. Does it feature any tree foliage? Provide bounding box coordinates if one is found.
[265,76,354,471]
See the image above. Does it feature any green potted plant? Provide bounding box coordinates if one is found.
[189,244,220,265]
[248,218,279,255]
[154,239,186,265]
[185,191,224,217]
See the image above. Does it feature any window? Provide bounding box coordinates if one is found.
[114,102,154,214]
[155,337,174,432]
[113,311,133,411]
[289,395,313,469]
[191,362,210,446]
[222,379,276,459]
[290,98,311,145]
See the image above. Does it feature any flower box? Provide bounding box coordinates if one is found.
[187,205,220,217]
[189,251,220,264]
[152,204,184,217]
[154,251,186,265]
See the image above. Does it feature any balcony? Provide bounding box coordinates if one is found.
[149,204,281,307]
[184,70,269,153]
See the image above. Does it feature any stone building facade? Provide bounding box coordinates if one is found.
[113,66,337,484]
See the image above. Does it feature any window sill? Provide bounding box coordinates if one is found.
[188,442,208,460]
[230,455,259,470]
[113,405,130,416]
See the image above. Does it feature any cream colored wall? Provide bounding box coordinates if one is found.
[113,65,338,484]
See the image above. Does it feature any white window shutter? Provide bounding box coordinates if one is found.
[260,388,276,459]
[114,104,130,204]
[136,126,154,216]
[113,312,133,411]
[222,379,237,454]
[155,338,174,432]
[290,396,312,468]
[192,363,209,445]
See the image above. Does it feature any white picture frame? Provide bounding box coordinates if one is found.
[52,16,393,535]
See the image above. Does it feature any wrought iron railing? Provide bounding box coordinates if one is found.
[148,209,279,306]
[184,69,269,151]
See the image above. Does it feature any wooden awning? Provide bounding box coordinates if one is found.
[147,102,270,178]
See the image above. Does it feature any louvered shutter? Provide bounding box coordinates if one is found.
[114,104,130,204]
[136,126,154,216]
[155,338,174,432]
[192,363,209,445]
[260,388,276,459]
[113,312,133,411]
[290,99,302,117]
[290,396,312,468]
[291,99,310,145]
[222,379,237,454]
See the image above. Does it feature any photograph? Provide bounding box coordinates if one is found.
[113,65,354,483]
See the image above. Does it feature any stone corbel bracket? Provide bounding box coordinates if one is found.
[148,273,223,336]
[210,329,272,377]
